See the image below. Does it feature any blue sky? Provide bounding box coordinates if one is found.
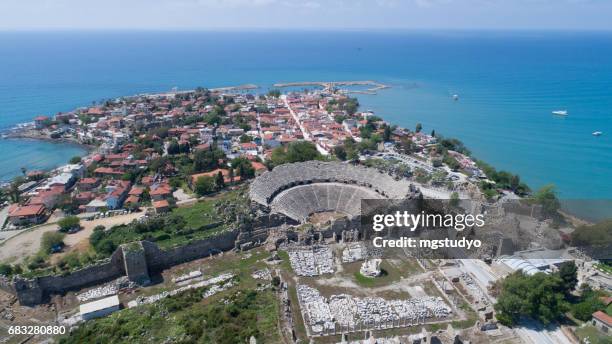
[1,0,611,30]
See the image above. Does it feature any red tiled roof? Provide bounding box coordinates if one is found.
[94,167,123,175]
[593,311,612,326]
[9,204,45,217]
[150,184,172,196]
[78,178,99,184]
[125,195,140,204]
[251,161,266,171]
[128,187,144,196]
[152,200,169,208]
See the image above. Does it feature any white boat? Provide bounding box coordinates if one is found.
[592,131,603,136]
[552,110,568,116]
[452,94,459,101]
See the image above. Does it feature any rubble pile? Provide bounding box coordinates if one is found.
[172,270,203,284]
[76,277,136,302]
[342,243,367,263]
[461,273,490,306]
[288,246,334,276]
[203,280,235,298]
[251,268,272,281]
[127,273,235,308]
[342,243,383,263]
[297,284,452,335]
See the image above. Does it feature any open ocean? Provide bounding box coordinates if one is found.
[1,30,611,218]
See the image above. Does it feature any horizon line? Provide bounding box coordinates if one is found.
[1,27,612,33]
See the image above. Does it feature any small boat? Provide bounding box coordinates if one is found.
[452,94,459,101]
[552,110,568,116]
[592,131,603,136]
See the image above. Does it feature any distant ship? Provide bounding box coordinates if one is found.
[452,94,459,101]
[592,131,603,136]
[552,110,568,116]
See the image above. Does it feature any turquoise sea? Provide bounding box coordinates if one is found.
[0,31,611,218]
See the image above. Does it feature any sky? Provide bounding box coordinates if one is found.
[1,0,612,31]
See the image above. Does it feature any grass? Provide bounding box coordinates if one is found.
[60,288,281,344]
[61,249,281,344]
[344,260,403,288]
[171,198,217,229]
[575,325,612,344]
[354,269,389,287]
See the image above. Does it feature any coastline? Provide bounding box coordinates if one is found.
[0,135,94,185]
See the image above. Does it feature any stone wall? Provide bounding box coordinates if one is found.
[143,230,239,273]
[0,276,16,295]
[7,229,240,306]
[122,242,150,285]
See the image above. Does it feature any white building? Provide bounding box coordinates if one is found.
[79,295,120,320]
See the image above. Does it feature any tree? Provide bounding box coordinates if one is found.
[270,141,322,168]
[333,146,347,161]
[383,125,392,142]
[494,271,568,326]
[267,89,281,98]
[533,184,560,217]
[58,216,81,232]
[449,192,460,207]
[231,157,255,179]
[194,176,216,196]
[228,167,235,183]
[215,171,225,189]
[571,296,605,321]
[415,123,422,133]
[193,148,225,173]
[239,134,252,143]
[558,261,578,294]
[0,264,13,276]
[168,140,181,155]
[510,175,521,193]
[431,129,436,137]
[69,156,82,164]
[41,231,65,254]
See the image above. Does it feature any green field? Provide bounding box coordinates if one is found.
[575,325,612,344]
[60,288,280,344]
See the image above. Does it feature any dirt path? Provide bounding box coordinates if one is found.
[0,212,143,264]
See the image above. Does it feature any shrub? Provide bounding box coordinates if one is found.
[41,231,66,254]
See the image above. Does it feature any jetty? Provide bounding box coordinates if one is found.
[273,80,389,95]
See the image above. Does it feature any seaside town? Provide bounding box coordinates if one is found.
[0,83,610,344]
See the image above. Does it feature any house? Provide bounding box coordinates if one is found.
[104,180,131,209]
[153,199,170,214]
[8,204,47,226]
[94,167,124,178]
[251,161,267,174]
[75,191,95,205]
[85,198,108,213]
[124,195,140,207]
[592,311,611,334]
[149,184,172,201]
[34,116,49,129]
[128,187,144,197]
[47,172,76,190]
[27,186,64,209]
[80,295,120,321]
[77,177,101,191]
